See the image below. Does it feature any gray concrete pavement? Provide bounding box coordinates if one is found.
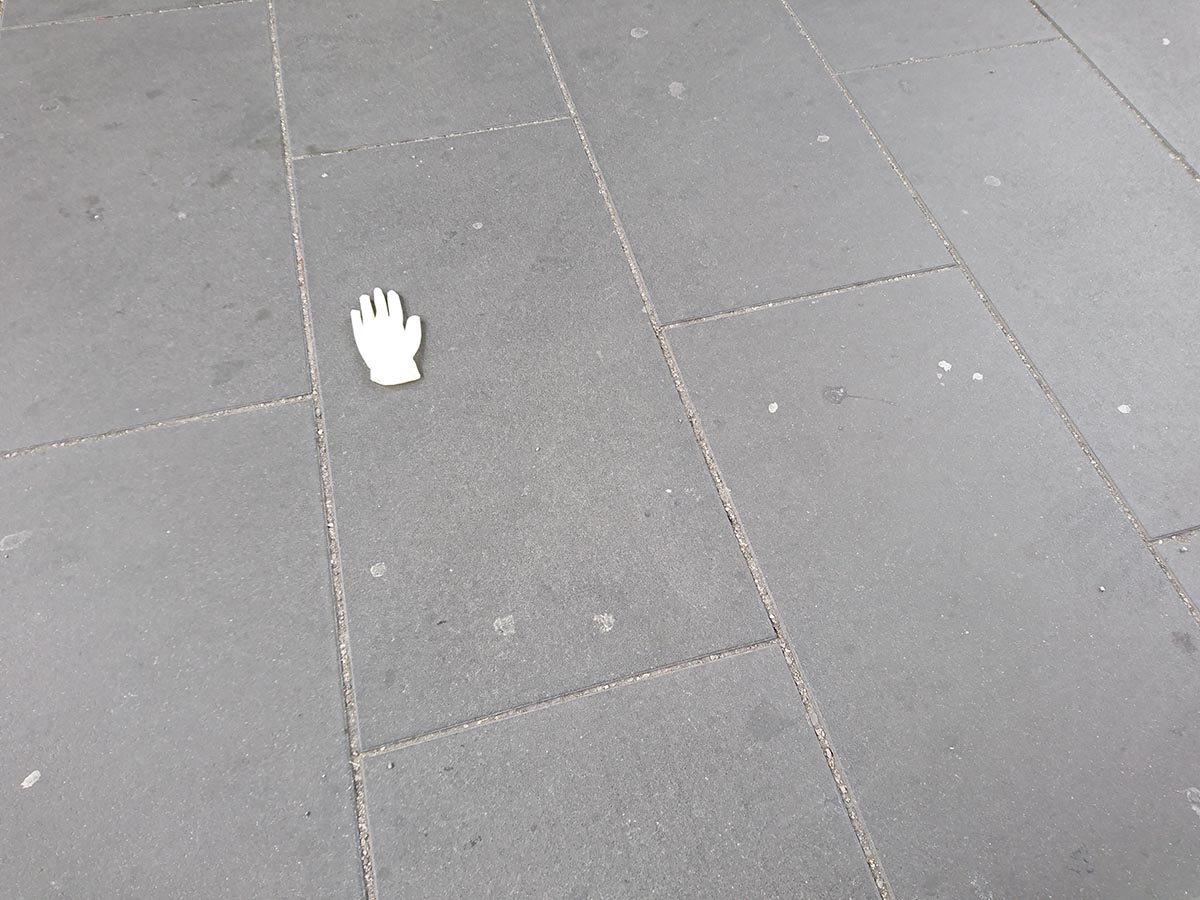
[3,1,1199,898]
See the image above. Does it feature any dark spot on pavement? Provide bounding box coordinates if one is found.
[208,167,234,188]
[210,358,247,387]
[254,308,272,322]
[1068,847,1094,875]
[1171,631,1196,654]
[145,88,164,99]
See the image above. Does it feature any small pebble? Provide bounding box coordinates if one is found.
[973,373,983,381]
[1162,37,1170,45]
[1181,546,1189,553]
[768,402,778,414]
[816,134,830,143]
[1117,404,1132,414]
[1098,586,1106,592]
[387,761,395,769]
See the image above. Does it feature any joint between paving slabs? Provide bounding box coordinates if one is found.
[835,35,1065,76]
[525,2,896,897]
[359,639,779,759]
[776,0,1200,630]
[1023,0,1200,184]
[290,115,572,161]
[0,394,313,461]
[661,263,958,330]
[264,1,377,897]
[0,0,256,31]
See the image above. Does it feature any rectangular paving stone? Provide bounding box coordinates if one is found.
[669,267,1200,900]
[1040,0,1200,168]
[845,41,1200,536]
[294,120,770,747]
[535,0,949,323]
[1157,529,1200,604]
[2,0,232,27]
[276,0,564,155]
[364,646,877,900]
[0,5,309,451]
[0,404,362,899]
[793,0,1055,72]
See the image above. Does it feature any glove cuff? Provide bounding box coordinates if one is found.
[369,358,421,386]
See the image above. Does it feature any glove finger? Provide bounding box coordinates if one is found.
[351,308,369,357]
[359,294,374,321]
[406,314,422,349]
[373,287,387,318]
[386,289,402,319]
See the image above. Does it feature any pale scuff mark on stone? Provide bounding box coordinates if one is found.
[21,771,41,789]
[593,613,615,633]
[0,530,32,553]
[493,615,516,637]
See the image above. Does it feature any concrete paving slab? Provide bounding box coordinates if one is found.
[794,0,1055,72]
[1040,0,1200,169]
[2,0,235,27]
[669,267,1200,900]
[364,646,877,900]
[294,120,771,747]
[534,0,950,323]
[1157,530,1200,605]
[0,404,362,899]
[0,4,309,450]
[846,41,1200,536]
[275,0,564,155]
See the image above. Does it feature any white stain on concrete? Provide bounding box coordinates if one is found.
[369,562,386,577]
[630,27,648,38]
[21,771,41,789]
[1162,37,1171,45]
[1117,404,1132,414]
[593,613,616,633]
[938,360,953,372]
[493,615,516,637]
[668,81,686,98]
[768,402,778,413]
[973,372,983,381]
[1187,787,1200,818]
[816,134,830,143]
[983,175,1002,187]
[471,221,483,230]
[0,531,32,553]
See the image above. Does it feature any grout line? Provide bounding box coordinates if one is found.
[0,394,311,460]
[1023,0,1200,184]
[291,115,571,161]
[361,639,778,758]
[836,35,1064,75]
[1149,524,1200,544]
[525,3,895,897]
[264,3,375,898]
[0,0,254,30]
[662,264,957,330]
[776,0,1200,630]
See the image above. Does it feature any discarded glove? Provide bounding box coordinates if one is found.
[351,287,422,386]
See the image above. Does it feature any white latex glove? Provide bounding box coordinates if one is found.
[351,287,422,385]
